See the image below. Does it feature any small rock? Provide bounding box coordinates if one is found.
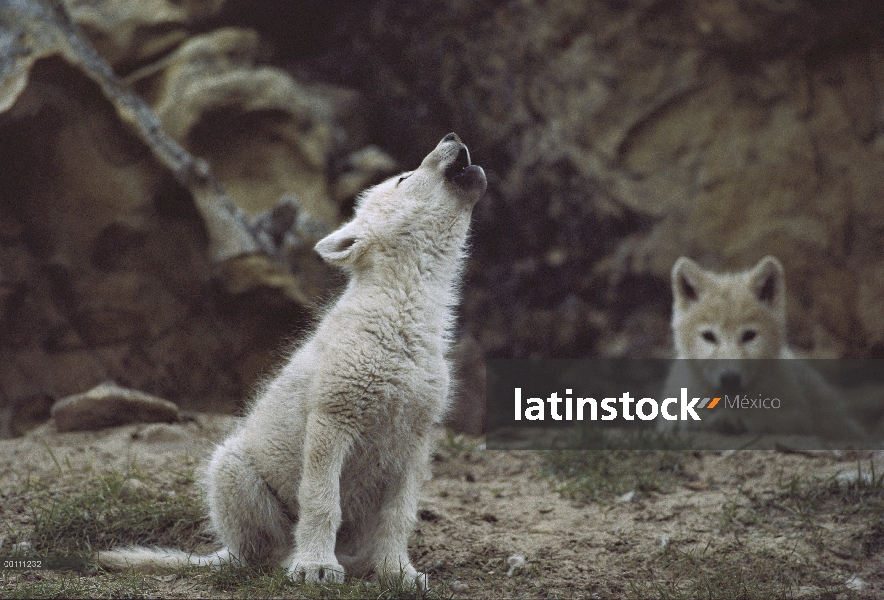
[418,508,440,522]
[529,524,556,534]
[50,382,180,432]
[684,480,710,491]
[506,554,525,577]
[845,574,865,591]
[836,470,873,487]
[616,490,636,503]
[118,478,151,501]
[136,423,186,444]
[449,579,469,593]
[656,534,670,548]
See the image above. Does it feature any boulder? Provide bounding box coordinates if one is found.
[51,382,180,432]
[0,0,383,437]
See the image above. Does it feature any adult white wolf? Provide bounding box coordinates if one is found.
[98,133,487,589]
[660,256,862,439]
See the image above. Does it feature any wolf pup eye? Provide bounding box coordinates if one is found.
[741,330,757,343]
[702,330,717,343]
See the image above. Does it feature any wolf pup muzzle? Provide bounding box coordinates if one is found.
[441,134,487,195]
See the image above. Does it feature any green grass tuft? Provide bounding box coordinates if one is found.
[629,541,834,600]
[178,560,454,599]
[25,466,208,556]
[539,449,690,502]
[632,459,884,599]
[2,571,157,599]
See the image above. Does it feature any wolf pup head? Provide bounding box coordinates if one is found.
[314,133,486,274]
[671,255,787,390]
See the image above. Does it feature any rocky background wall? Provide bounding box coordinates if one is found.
[2,0,884,437]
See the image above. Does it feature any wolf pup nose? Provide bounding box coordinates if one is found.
[436,134,487,197]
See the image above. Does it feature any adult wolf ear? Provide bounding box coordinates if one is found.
[671,257,708,307]
[748,255,785,308]
[315,220,363,268]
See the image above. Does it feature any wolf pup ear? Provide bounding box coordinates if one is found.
[315,220,363,267]
[671,257,707,305]
[749,255,784,307]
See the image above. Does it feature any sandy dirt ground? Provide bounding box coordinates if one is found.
[1,414,882,598]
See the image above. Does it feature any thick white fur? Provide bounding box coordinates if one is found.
[660,256,862,439]
[96,547,234,573]
[97,134,487,588]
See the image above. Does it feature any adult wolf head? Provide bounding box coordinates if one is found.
[671,255,787,391]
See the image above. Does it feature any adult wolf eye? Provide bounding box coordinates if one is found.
[741,330,757,343]
[396,173,412,186]
[702,331,717,343]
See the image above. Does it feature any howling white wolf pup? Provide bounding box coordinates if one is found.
[98,134,487,589]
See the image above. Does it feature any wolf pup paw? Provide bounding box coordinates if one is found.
[377,564,429,590]
[287,559,345,584]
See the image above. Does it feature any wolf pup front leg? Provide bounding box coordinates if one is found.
[286,413,351,584]
[359,434,433,590]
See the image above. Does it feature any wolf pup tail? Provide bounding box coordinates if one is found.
[96,547,233,573]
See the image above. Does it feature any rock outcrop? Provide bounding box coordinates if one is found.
[4,0,884,437]
[318,0,884,361]
[0,0,395,436]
